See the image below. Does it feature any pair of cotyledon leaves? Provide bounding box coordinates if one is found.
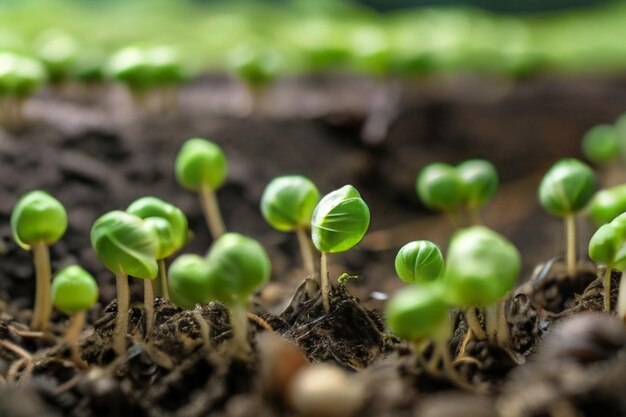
[589,212,626,271]
[538,158,596,218]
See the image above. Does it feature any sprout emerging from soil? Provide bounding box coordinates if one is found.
[261,175,320,278]
[444,226,521,346]
[127,196,188,299]
[589,224,619,312]
[11,190,67,332]
[394,240,444,284]
[168,254,213,309]
[582,124,620,165]
[51,265,98,365]
[587,184,626,226]
[175,138,228,239]
[90,211,158,355]
[538,158,596,277]
[204,233,271,358]
[0,52,46,129]
[35,30,78,85]
[457,159,498,222]
[311,185,370,313]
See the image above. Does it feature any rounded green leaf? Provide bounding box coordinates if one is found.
[588,224,619,266]
[416,163,465,212]
[394,240,444,284]
[457,159,498,210]
[261,175,320,232]
[168,254,213,309]
[538,158,596,217]
[587,184,626,227]
[443,226,521,307]
[11,190,67,250]
[205,233,271,303]
[127,196,188,253]
[90,211,158,279]
[311,185,370,254]
[175,138,228,191]
[610,212,626,242]
[385,282,449,341]
[51,265,98,315]
[144,217,176,260]
[582,125,619,165]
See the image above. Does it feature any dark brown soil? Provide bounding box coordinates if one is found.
[1,74,626,416]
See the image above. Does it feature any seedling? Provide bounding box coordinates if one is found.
[260,175,320,277]
[311,185,370,313]
[394,240,444,284]
[175,138,228,239]
[127,196,189,299]
[587,184,626,226]
[588,224,619,312]
[35,30,78,85]
[168,254,213,309]
[11,190,67,331]
[444,226,521,347]
[0,52,46,129]
[51,265,98,365]
[581,124,620,166]
[456,159,498,223]
[204,233,271,358]
[90,211,158,355]
[538,158,596,277]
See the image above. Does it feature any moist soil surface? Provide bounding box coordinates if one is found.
[1,74,626,416]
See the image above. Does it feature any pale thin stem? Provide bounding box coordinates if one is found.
[31,242,51,332]
[65,311,86,365]
[437,339,486,393]
[199,186,226,239]
[320,252,330,313]
[296,227,316,277]
[565,214,577,278]
[144,279,155,337]
[230,301,251,359]
[465,307,486,340]
[495,299,511,348]
[617,272,626,320]
[114,272,130,356]
[193,306,212,348]
[247,312,274,331]
[485,304,499,345]
[602,265,612,312]
[157,258,170,300]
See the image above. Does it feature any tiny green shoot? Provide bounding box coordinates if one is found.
[538,158,596,277]
[311,185,370,313]
[394,240,444,284]
[0,52,46,129]
[416,163,465,216]
[51,265,98,365]
[588,224,619,312]
[168,254,213,309]
[457,159,498,222]
[587,184,626,227]
[581,124,620,166]
[175,138,228,239]
[11,190,67,332]
[90,211,158,355]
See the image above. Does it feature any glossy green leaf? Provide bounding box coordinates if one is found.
[90,211,158,279]
[311,185,370,254]
[127,196,188,254]
[261,175,320,232]
[11,190,67,250]
[457,159,498,210]
[587,184,626,226]
[51,265,98,315]
[175,138,228,191]
[416,163,465,212]
[538,158,596,217]
[168,254,213,309]
[394,240,444,284]
[144,217,176,260]
[588,224,619,266]
[443,226,521,307]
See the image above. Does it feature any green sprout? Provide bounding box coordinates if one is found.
[51,265,98,365]
[35,30,78,85]
[581,124,620,166]
[127,196,188,300]
[588,224,619,312]
[416,163,465,215]
[175,138,228,239]
[457,159,498,222]
[538,158,596,277]
[0,52,46,129]
[260,175,320,278]
[204,233,271,358]
[311,185,370,313]
[11,190,67,332]
[90,211,158,355]
[168,254,213,309]
[444,226,521,347]
[587,184,626,226]
[394,240,444,284]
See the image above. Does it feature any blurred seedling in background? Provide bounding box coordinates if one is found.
[11,191,67,332]
[0,52,46,130]
[127,196,188,300]
[35,30,78,86]
[261,175,320,294]
[581,123,626,186]
[587,184,626,226]
[91,211,158,355]
[538,158,596,277]
[175,138,228,239]
[51,265,98,366]
[311,185,370,313]
[416,159,498,227]
[588,223,619,312]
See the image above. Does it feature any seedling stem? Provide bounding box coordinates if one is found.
[565,214,577,277]
[157,259,170,300]
[320,252,329,313]
[484,304,498,345]
[199,185,225,238]
[66,311,86,366]
[296,227,315,277]
[114,271,130,356]
[144,279,155,336]
[465,307,485,340]
[31,241,52,332]
[601,265,612,312]
[618,272,626,320]
[230,302,251,359]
